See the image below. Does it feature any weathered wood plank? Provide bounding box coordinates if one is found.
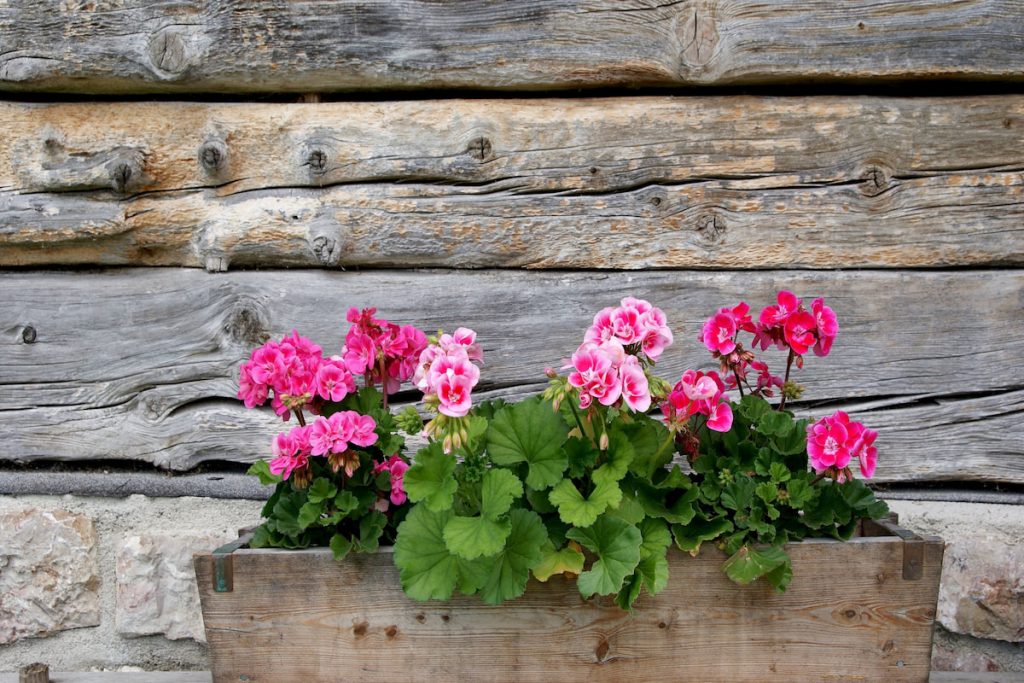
[1,1,1023,93]
[1,268,1021,482]
[1,97,1023,270]
[195,537,943,682]
[0,674,213,683]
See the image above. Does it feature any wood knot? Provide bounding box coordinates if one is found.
[860,164,891,197]
[352,621,369,637]
[467,137,493,161]
[441,614,450,622]
[21,325,37,344]
[226,305,268,346]
[385,625,398,639]
[844,609,858,619]
[649,196,663,207]
[882,639,895,654]
[306,149,328,175]
[1003,117,1014,129]
[678,0,719,71]
[697,213,726,243]
[415,613,426,623]
[594,636,611,663]
[199,140,228,174]
[309,232,340,266]
[148,29,191,76]
[109,162,136,194]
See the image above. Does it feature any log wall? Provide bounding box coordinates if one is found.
[1,2,1022,497]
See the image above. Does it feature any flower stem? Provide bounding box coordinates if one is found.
[777,350,796,412]
[733,369,746,398]
[293,408,307,427]
[809,471,827,486]
[567,399,589,442]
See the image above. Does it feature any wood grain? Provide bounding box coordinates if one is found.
[195,535,943,682]
[1,268,1020,482]
[1,97,1023,270]
[1,1,1022,93]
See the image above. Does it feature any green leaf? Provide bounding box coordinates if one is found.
[564,437,599,479]
[638,517,672,559]
[567,515,642,598]
[247,460,282,486]
[297,500,324,529]
[783,479,815,508]
[355,511,387,552]
[672,517,734,554]
[635,481,698,524]
[605,491,646,525]
[621,418,673,480]
[768,462,791,483]
[443,516,512,560]
[329,533,352,561]
[307,478,338,504]
[548,477,622,528]
[615,573,644,611]
[738,394,771,421]
[487,397,569,490]
[636,551,669,595]
[765,555,793,592]
[334,490,361,515]
[480,468,523,520]
[722,545,790,585]
[532,541,585,582]
[841,479,876,510]
[269,494,305,536]
[394,505,489,601]
[600,430,636,482]
[865,499,890,520]
[525,486,557,514]
[755,410,792,437]
[340,386,385,417]
[755,481,779,504]
[478,509,548,605]
[721,476,756,511]
[404,442,458,512]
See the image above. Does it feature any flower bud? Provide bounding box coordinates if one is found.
[599,431,609,451]
[544,366,558,379]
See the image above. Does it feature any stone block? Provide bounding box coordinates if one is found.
[0,505,100,644]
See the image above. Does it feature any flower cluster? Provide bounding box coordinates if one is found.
[662,369,733,433]
[414,328,484,418]
[268,411,379,484]
[566,297,671,413]
[238,331,339,419]
[753,291,838,358]
[585,296,674,360]
[807,410,878,480]
[343,307,428,396]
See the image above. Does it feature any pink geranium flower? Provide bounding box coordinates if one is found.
[704,400,733,432]
[702,311,739,355]
[806,412,851,472]
[783,310,818,356]
[315,357,356,402]
[436,373,475,417]
[374,455,410,505]
[268,425,311,480]
[567,341,622,408]
[811,298,838,357]
[619,356,652,412]
[760,291,801,327]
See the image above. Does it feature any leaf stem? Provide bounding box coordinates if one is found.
[777,350,796,412]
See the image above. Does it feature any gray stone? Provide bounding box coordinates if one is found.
[938,539,1024,643]
[115,531,233,642]
[0,505,100,644]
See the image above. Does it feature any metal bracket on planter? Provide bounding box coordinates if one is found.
[862,514,924,580]
[211,530,254,593]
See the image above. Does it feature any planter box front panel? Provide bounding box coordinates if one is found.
[196,533,942,683]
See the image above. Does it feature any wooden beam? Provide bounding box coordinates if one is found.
[1,97,1022,270]
[1,268,1021,482]
[1,1,1022,93]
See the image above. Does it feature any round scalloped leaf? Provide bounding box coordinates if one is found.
[532,541,585,582]
[478,508,548,605]
[549,477,622,528]
[443,515,512,560]
[403,442,458,512]
[394,504,489,601]
[566,515,642,598]
[480,468,524,520]
[486,397,569,490]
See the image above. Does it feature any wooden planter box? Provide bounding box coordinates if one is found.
[195,515,943,683]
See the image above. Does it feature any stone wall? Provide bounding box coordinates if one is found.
[0,494,1020,673]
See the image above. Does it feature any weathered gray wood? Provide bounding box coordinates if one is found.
[1,1,1023,93]
[1,268,1021,482]
[195,535,943,682]
[0,674,212,683]
[1,97,1023,270]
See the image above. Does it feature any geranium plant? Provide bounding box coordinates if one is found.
[239,308,427,559]
[240,292,887,610]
